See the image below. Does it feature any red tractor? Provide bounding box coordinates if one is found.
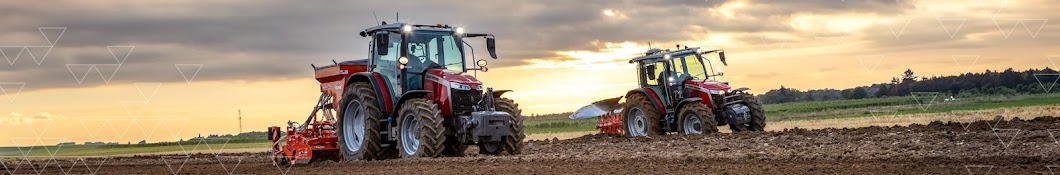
[269,22,523,165]
[622,46,765,136]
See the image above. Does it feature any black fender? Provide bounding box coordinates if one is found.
[674,98,703,112]
[625,88,665,113]
[345,72,395,112]
[491,90,512,99]
[389,90,433,126]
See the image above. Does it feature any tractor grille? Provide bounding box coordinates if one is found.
[450,89,483,115]
[711,94,725,109]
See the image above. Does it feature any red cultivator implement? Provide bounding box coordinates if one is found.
[570,97,625,136]
[267,60,368,166]
[596,112,624,136]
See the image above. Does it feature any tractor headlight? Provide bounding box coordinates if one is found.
[707,89,722,95]
[451,82,472,91]
[455,27,465,34]
[664,54,671,59]
[398,56,409,65]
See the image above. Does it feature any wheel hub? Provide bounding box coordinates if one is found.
[400,114,421,156]
[627,107,648,137]
[342,101,366,153]
[683,114,704,134]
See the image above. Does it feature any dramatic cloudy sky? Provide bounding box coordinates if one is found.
[0,0,1057,145]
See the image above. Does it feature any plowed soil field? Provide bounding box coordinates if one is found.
[4,116,1059,174]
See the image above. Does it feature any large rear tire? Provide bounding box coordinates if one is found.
[677,102,719,135]
[729,94,766,132]
[495,98,524,155]
[337,83,386,161]
[396,98,445,158]
[623,94,662,137]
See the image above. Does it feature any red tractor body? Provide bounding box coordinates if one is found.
[270,22,523,166]
[619,47,766,137]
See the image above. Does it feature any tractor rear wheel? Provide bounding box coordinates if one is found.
[623,94,662,137]
[729,94,767,132]
[396,98,445,158]
[495,98,524,155]
[677,102,719,135]
[337,83,386,161]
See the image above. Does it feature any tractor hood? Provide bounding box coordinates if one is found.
[427,69,483,89]
[685,79,731,91]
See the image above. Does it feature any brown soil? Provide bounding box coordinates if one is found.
[3,116,1059,174]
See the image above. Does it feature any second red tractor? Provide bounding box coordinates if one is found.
[622,47,766,136]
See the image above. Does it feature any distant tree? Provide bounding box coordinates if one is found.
[850,87,868,99]
[758,67,1058,104]
[901,69,917,84]
[875,85,889,97]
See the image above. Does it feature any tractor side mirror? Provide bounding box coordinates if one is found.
[375,34,389,55]
[719,51,728,66]
[645,64,657,80]
[486,37,497,59]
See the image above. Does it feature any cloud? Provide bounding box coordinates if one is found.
[0,0,1055,92]
[0,112,54,125]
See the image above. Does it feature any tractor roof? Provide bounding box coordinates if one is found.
[363,22,453,33]
[360,22,493,37]
[628,47,701,63]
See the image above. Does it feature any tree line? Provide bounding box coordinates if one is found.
[757,68,1060,104]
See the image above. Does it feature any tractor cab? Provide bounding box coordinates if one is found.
[630,47,730,109]
[360,22,497,109]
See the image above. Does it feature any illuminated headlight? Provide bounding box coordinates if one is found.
[455,27,464,34]
[450,82,472,91]
[664,54,671,59]
[707,89,722,95]
[402,25,412,33]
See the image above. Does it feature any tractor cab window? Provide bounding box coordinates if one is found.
[374,33,401,69]
[406,31,464,72]
[682,54,709,80]
[373,32,402,99]
[642,61,665,86]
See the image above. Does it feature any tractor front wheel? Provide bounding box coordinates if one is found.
[729,94,767,132]
[477,141,503,155]
[677,102,719,135]
[337,83,386,161]
[495,98,524,155]
[441,135,468,157]
[396,98,445,158]
[623,94,662,137]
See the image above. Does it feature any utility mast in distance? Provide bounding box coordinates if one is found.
[238,109,242,133]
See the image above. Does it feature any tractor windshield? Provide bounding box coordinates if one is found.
[406,31,465,72]
[672,53,709,80]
